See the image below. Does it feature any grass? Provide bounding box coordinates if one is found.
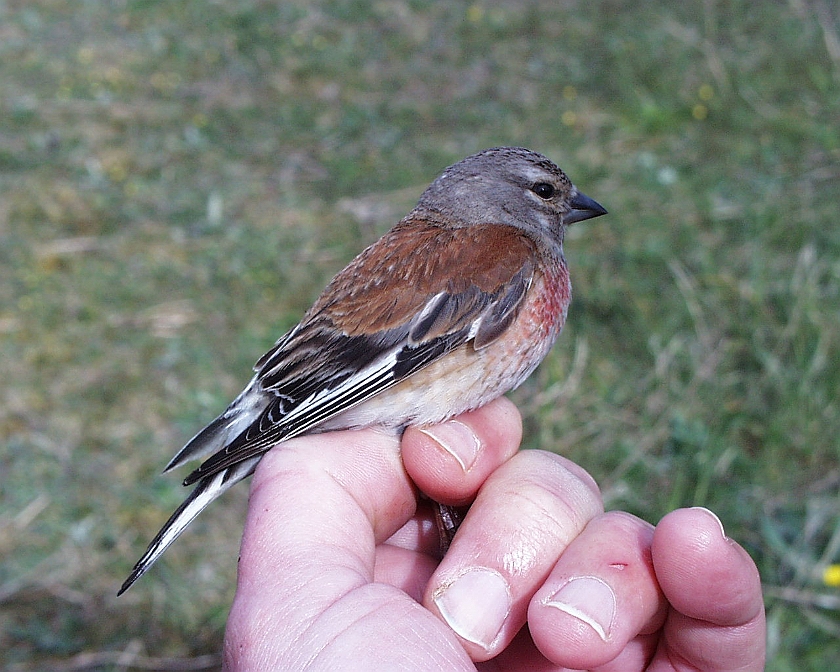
[1,0,838,669]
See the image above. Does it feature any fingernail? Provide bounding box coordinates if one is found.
[433,567,511,651]
[690,506,728,539]
[543,576,616,641]
[420,421,481,472]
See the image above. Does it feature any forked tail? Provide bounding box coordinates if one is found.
[118,456,260,595]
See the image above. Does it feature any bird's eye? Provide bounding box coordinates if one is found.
[532,182,555,199]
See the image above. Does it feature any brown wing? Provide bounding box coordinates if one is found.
[182,221,537,485]
[313,217,538,335]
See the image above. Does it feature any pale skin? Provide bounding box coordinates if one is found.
[223,397,766,671]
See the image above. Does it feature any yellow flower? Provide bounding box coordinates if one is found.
[823,564,840,587]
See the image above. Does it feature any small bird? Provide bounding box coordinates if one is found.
[119,147,606,594]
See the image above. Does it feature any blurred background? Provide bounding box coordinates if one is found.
[1,1,838,669]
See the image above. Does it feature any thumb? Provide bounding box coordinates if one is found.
[224,428,423,668]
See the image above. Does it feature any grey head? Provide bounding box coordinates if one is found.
[412,147,607,246]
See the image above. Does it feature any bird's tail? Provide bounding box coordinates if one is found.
[118,455,260,595]
[163,377,267,474]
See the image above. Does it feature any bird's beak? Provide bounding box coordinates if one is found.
[564,191,608,225]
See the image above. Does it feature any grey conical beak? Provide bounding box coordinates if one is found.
[564,191,608,225]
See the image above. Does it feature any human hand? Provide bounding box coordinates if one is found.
[223,397,765,670]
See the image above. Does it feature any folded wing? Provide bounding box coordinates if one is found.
[182,221,537,484]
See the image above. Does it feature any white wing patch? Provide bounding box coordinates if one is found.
[269,347,403,439]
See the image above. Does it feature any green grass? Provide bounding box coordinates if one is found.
[1,0,838,669]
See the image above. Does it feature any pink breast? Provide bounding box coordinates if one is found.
[522,264,571,342]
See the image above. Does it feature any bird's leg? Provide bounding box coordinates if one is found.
[433,502,471,554]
